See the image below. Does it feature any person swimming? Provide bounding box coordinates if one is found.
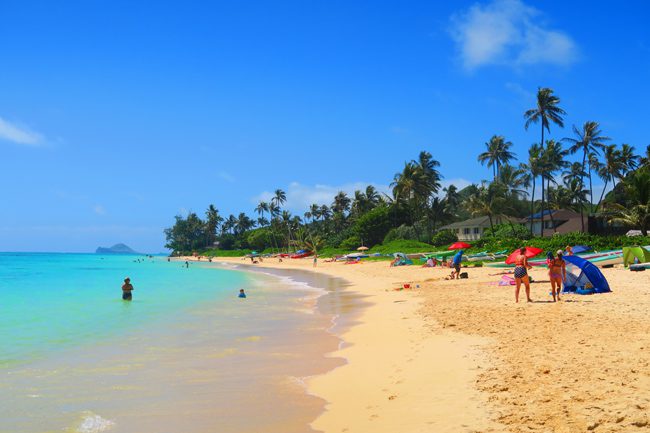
[122,277,134,301]
[238,289,247,298]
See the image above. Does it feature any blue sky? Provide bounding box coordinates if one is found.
[1,0,649,252]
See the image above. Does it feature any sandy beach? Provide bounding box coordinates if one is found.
[207,256,650,433]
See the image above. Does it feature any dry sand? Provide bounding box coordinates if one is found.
[203,256,650,432]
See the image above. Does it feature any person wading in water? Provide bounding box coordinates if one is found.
[122,277,134,301]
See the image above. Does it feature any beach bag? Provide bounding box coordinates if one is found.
[459,272,468,279]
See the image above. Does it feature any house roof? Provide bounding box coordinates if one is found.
[525,208,582,221]
[439,215,519,230]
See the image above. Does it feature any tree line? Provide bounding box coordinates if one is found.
[165,87,650,254]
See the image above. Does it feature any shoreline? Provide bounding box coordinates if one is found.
[204,257,497,432]
[193,255,650,432]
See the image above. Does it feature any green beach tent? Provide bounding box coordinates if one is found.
[622,246,650,266]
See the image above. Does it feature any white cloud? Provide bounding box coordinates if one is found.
[254,181,391,211]
[449,0,577,70]
[0,116,44,146]
[93,204,107,215]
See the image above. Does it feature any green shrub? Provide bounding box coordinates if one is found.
[371,239,433,254]
[482,223,531,241]
[431,229,458,247]
[354,206,392,247]
[202,249,251,257]
[340,235,362,250]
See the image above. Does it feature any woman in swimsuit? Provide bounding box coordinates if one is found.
[548,250,566,302]
[514,247,533,303]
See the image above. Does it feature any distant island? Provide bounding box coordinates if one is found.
[95,243,139,255]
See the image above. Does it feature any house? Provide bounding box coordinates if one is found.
[524,209,587,236]
[439,215,520,241]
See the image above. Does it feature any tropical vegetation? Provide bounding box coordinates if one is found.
[164,87,650,256]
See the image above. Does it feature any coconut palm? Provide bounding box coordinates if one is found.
[540,140,569,234]
[332,191,351,215]
[562,162,588,231]
[496,164,529,199]
[255,201,269,225]
[619,144,640,175]
[520,143,544,234]
[465,182,507,232]
[272,189,287,208]
[641,145,650,167]
[607,169,650,234]
[563,121,611,213]
[205,204,223,246]
[365,185,380,208]
[595,144,624,210]
[477,135,516,180]
[524,87,566,158]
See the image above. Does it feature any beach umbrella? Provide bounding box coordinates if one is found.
[448,242,471,250]
[357,246,369,251]
[505,247,544,264]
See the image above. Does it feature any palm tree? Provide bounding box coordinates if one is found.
[607,169,650,234]
[540,140,569,234]
[255,201,269,226]
[365,185,380,208]
[595,144,624,210]
[564,178,589,213]
[619,144,640,176]
[205,204,223,247]
[443,184,461,217]
[524,87,566,156]
[562,162,588,231]
[641,145,650,167]
[465,182,507,232]
[477,135,516,180]
[563,121,611,214]
[520,143,544,234]
[496,164,529,199]
[332,191,351,215]
[319,205,331,221]
[272,189,287,208]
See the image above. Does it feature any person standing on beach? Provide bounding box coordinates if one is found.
[313,255,318,267]
[451,250,463,279]
[548,250,566,302]
[238,289,247,298]
[122,277,134,301]
[514,247,533,303]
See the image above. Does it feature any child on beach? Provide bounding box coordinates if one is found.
[238,289,247,298]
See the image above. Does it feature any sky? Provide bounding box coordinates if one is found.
[1,0,649,252]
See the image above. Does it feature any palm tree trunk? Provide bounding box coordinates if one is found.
[539,176,544,237]
[596,178,609,212]
[529,179,536,235]
[588,165,594,213]
[547,177,557,233]
[581,150,587,232]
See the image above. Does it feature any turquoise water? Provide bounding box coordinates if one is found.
[0,253,348,433]
[0,253,247,368]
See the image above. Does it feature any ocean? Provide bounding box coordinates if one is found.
[0,253,354,433]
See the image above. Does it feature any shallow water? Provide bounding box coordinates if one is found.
[0,253,359,433]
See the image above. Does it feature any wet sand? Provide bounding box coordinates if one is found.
[213,256,650,433]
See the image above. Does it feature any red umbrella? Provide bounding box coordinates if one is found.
[448,242,471,250]
[505,247,544,264]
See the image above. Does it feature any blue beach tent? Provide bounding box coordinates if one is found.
[562,255,611,294]
[571,245,591,254]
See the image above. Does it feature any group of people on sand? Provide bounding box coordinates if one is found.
[512,246,571,303]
